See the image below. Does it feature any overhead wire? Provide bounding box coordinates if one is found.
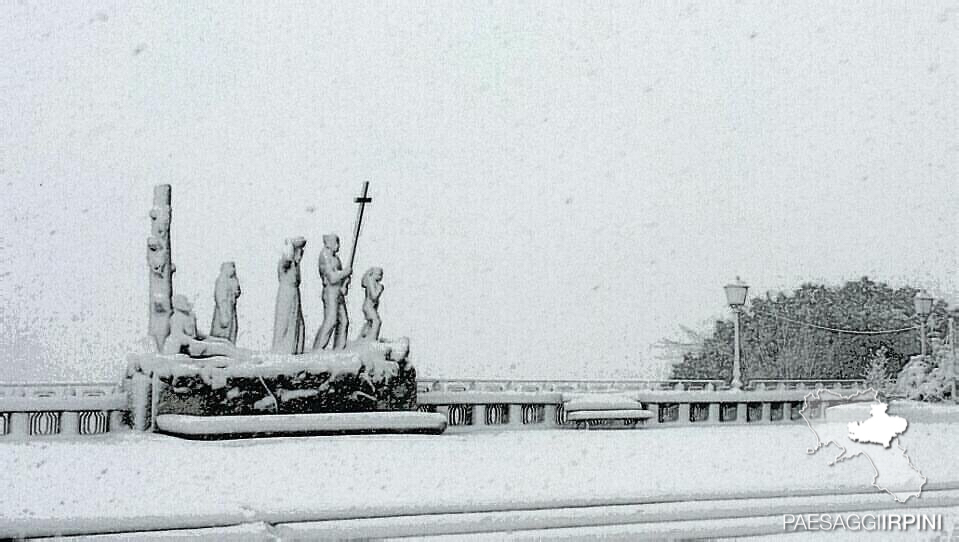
[749,308,919,335]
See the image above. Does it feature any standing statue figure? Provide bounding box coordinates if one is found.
[313,234,352,350]
[358,267,384,341]
[210,262,241,343]
[272,237,307,354]
[163,295,248,359]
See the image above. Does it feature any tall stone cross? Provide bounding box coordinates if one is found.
[347,181,371,270]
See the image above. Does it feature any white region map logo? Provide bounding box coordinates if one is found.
[801,388,926,503]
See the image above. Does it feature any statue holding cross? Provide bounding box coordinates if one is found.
[312,182,372,350]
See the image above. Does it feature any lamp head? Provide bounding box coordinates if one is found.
[724,276,749,308]
[914,290,934,317]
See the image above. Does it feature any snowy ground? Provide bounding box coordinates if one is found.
[3,423,958,539]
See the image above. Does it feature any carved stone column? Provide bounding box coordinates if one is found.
[147,185,174,352]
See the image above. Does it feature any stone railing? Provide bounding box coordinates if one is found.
[417,378,870,431]
[0,382,128,438]
[0,377,872,436]
[746,379,866,391]
[417,378,727,394]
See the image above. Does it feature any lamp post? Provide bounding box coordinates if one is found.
[724,277,749,391]
[950,317,957,400]
[914,290,933,358]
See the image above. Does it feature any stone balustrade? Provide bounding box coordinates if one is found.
[417,378,727,394]
[0,382,127,438]
[418,378,871,431]
[0,377,874,436]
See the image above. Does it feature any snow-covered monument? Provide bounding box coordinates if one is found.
[125,183,443,437]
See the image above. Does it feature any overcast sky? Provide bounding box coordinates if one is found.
[1,2,956,382]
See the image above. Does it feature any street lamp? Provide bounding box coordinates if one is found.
[724,277,749,390]
[914,290,934,358]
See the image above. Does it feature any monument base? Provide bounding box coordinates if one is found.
[124,338,416,430]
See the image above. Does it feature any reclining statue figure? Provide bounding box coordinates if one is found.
[163,294,249,360]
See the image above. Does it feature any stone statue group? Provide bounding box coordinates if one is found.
[148,183,385,359]
[272,233,384,355]
[159,235,383,358]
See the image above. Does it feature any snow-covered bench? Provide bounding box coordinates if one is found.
[563,394,654,429]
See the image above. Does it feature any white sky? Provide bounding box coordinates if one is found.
[1,2,956,382]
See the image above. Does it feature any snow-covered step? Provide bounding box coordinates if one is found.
[155,411,447,437]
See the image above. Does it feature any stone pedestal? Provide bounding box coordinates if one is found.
[708,403,721,423]
[60,412,79,435]
[543,404,558,427]
[508,404,522,426]
[474,406,486,427]
[760,403,772,423]
[9,412,29,437]
[110,410,125,431]
[647,403,660,424]
[129,373,152,431]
